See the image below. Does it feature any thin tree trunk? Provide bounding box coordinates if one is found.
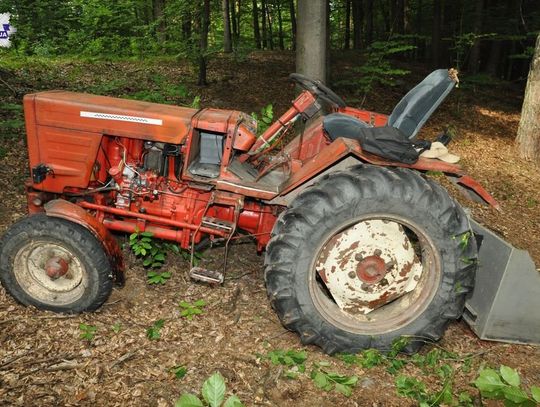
[277,1,285,50]
[223,0,233,52]
[432,0,442,67]
[261,0,268,48]
[153,0,166,44]
[289,0,297,50]
[365,0,373,46]
[236,0,242,39]
[182,10,192,40]
[352,0,362,50]
[516,34,540,163]
[396,0,405,34]
[231,0,238,40]
[252,0,261,48]
[467,0,483,73]
[344,0,351,50]
[198,0,211,86]
[486,40,502,77]
[266,1,274,50]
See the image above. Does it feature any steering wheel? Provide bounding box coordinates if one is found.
[289,73,346,108]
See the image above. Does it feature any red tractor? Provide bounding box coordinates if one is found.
[1,70,536,354]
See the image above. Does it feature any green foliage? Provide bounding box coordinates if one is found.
[251,104,274,136]
[171,365,188,380]
[179,299,207,320]
[146,319,165,340]
[261,349,307,379]
[79,323,97,341]
[175,372,244,407]
[311,362,358,397]
[355,39,416,97]
[337,337,409,373]
[474,365,539,406]
[111,322,122,333]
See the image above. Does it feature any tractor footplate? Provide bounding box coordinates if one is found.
[189,267,224,285]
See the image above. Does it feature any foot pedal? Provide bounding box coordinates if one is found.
[201,217,234,234]
[189,267,224,285]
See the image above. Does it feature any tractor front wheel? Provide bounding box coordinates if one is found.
[0,214,113,313]
[265,165,477,354]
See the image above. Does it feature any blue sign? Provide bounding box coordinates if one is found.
[0,23,9,39]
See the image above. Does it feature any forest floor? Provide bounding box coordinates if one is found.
[0,51,539,407]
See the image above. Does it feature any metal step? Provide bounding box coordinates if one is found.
[189,267,224,285]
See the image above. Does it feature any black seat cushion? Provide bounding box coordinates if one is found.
[323,113,420,164]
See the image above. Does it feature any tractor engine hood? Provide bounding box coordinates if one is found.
[25,90,200,144]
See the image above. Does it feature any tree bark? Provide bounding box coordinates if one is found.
[352,0,362,50]
[231,0,238,40]
[296,0,327,82]
[344,0,351,50]
[198,0,211,86]
[365,0,373,46]
[223,0,233,52]
[153,0,166,44]
[486,39,503,77]
[431,0,442,67]
[467,0,484,73]
[277,1,285,50]
[289,0,297,50]
[516,34,540,163]
[395,0,405,34]
[252,0,261,48]
[266,0,274,50]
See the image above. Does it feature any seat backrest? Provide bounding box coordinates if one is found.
[388,69,457,139]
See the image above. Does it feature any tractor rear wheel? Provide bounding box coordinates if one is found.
[0,214,113,313]
[265,165,477,354]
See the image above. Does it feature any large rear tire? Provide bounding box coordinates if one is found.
[0,214,113,313]
[265,165,477,354]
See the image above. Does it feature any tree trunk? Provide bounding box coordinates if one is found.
[198,0,211,86]
[467,0,484,73]
[365,0,373,46]
[344,0,351,50]
[352,0,362,50]
[395,0,405,34]
[261,0,268,48]
[231,0,238,40]
[289,0,297,50]
[296,0,327,82]
[153,0,166,44]
[252,0,261,48]
[223,0,233,52]
[182,10,192,40]
[431,0,442,67]
[486,40,502,77]
[236,0,242,39]
[516,34,540,163]
[277,1,285,50]
[266,1,274,50]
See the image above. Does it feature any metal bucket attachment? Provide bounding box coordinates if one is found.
[189,267,224,285]
[464,220,540,345]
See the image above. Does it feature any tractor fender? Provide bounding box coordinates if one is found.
[43,199,125,285]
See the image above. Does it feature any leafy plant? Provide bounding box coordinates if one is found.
[262,349,307,379]
[175,372,244,407]
[171,365,188,379]
[111,322,122,333]
[179,299,207,320]
[251,104,273,136]
[474,365,539,406]
[146,319,165,340]
[311,362,358,397]
[79,323,97,341]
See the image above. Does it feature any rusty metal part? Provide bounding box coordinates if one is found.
[44,199,125,284]
[315,219,423,316]
[45,257,69,279]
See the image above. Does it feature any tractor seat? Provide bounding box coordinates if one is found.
[323,113,371,141]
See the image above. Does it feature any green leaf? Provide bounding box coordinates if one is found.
[531,386,540,403]
[141,232,153,237]
[202,372,226,407]
[502,386,530,404]
[334,383,352,397]
[312,371,332,391]
[223,395,244,407]
[194,299,206,307]
[500,365,521,387]
[175,394,203,407]
[172,366,188,379]
[475,368,505,395]
[129,232,138,241]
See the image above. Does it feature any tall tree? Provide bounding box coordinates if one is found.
[261,0,268,48]
[431,0,442,67]
[365,0,373,46]
[277,0,285,50]
[351,0,362,49]
[153,0,166,44]
[516,34,540,163]
[467,0,484,73]
[289,0,297,50]
[223,0,233,52]
[296,0,327,82]
[198,0,211,86]
[252,0,261,48]
[344,0,351,50]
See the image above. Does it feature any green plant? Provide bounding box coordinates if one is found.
[79,323,97,341]
[261,349,307,379]
[311,362,358,397]
[111,322,122,333]
[171,365,188,379]
[179,299,207,320]
[175,372,244,407]
[251,104,273,136]
[146,319,165,340]
[474,365,540,407]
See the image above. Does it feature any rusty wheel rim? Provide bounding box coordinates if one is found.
[13,241,87,306]
[308,214,441,335]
